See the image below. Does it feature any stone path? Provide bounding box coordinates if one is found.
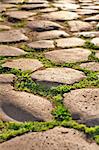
[0,0,99,149]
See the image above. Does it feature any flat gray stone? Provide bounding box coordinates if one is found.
[0,74,15,84]
[91,38,99,46]
[36,30,69,40]
[0,127,98,150]
[20,3,49,10]
[27,20,63,31]
[28,40,55,50]
[0,30,28,43]
[80,62,99,71]
[45,48,91,64]
[0,84,53,122]
[6,11,36,20]
[2,58,43,72]
[0,45,27,56]
[31,68,86,86]
[68,20,93,32]
[55,38,85,48]
[74,31,99,38]
[42,11,80,21]
[64,88,99,126]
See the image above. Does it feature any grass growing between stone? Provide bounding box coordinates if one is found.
[0,120,99,144]
[0,42,99,144]
[0,64,99,143]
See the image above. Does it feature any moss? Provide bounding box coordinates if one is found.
[0,121,59,142]
[0,45,99,144]
[13,20,27,28]
[84,40,99,50]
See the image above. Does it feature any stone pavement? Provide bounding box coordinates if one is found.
[0,0,99,149]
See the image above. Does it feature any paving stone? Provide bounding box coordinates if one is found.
[84,14,99,21]
[82,5,99,10]
[91,37,99,46]
[0,127,98,150]
[54,0,76,3]
[68,20,93,32]
[0,25,11,30]
[96,52,99,58]
[27,20,63,31]
[52,3,80,11]
[20,3,49,10]
[27,0,49,3]
[45,48,91,64]
[0,6,6,12]
[76,9,98,15]
[2,58,43,72]
[42,11,80,21]
[0,3,15,7]
[64,88,99,126]
[0,30,28,43]
[6,11,36,20]
[74,31,99,38]
[0,4,15,11]
[0,74,15,84]
[97,23,99,29]
[3,0,25,4]
[38,7,58,13]
[80,62,99,71]
[36,30,69,40]
[28,40,55,50]
[0,84,53,122]
[31,68,86,86]
[55,38,85,48]
[0,45,27,56]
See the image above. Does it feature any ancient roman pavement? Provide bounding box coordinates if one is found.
[0,0,99,149]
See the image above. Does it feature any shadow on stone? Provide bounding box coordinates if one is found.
[1,102,43,122]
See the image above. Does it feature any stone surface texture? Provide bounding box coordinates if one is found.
[0,0,99,148]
